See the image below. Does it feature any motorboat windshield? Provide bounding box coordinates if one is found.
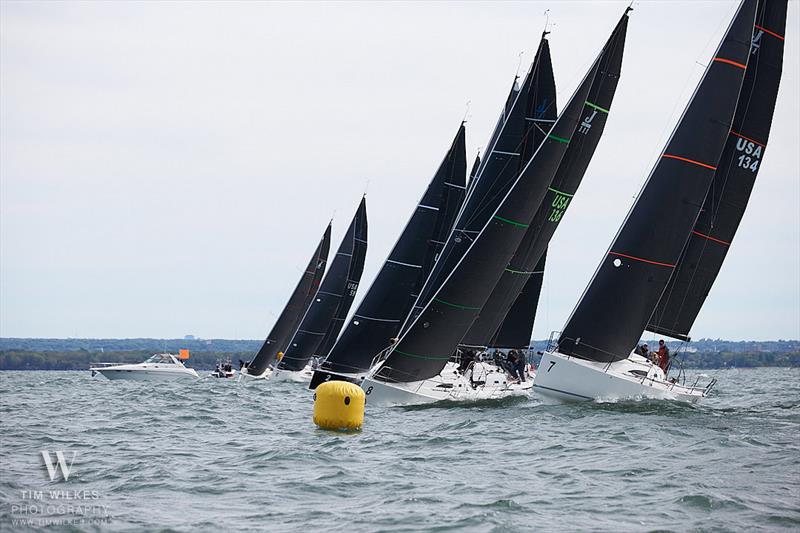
[145,354,179,365]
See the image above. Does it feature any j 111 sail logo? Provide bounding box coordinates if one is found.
[41,451,76,482]
[578,108,598,135]
[751,29,764,55]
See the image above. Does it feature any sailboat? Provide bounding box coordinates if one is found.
[360,13,627,405]
[309,125,467,389]
[272,197,368,381]
[534,0,785,403]
[461,12,629,357]
[238,223,331,380]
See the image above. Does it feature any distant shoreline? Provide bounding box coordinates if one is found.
[1,337,798,370]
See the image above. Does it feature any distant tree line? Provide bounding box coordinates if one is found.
[0,350,252,371]
[0,348,797,371]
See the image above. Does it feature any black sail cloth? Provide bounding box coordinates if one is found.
[463,12,630,348]
[279,197,368,371]
[245,224,331,376]
[647,0,787,341]
[406,36,557,324]
[489,249,547,349]
[559,0,757,363]
[375,58,603,384]
[311,126,466,386]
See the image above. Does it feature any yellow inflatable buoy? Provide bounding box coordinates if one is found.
[313,381,365,431]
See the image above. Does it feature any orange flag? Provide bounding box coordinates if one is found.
[179,349,190,360]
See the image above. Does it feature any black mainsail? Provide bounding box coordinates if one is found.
[489,249,547,349]
[311,126,467,385]
[558,0,757,363]
[647,0,787,341]
[462,12,630,348]
[407,35,557,323]
[375,53,604,384]
[279,197,368,371]
[245,224,331,376]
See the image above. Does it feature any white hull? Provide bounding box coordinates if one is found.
[93,367,198,381]
[362,361,532,406]
[238,367,274,381]
[533,351,714,403]
[271,364,314,383]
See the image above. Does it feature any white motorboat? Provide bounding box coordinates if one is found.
[209,359,236,379]
[91,353,199,381]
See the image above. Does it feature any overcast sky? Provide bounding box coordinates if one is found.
[1,1,798,341]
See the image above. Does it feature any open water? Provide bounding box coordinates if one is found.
[0,368,798,532]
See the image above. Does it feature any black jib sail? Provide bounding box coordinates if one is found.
[406,34,557,323]
[244,224,331,376]
[462,12,630,348]
[375,52,604,384]
[279,197,368,371]
[311,126,467,385]
[489,249,547,349]
[647,0,787,341]
[558,0,757,363]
